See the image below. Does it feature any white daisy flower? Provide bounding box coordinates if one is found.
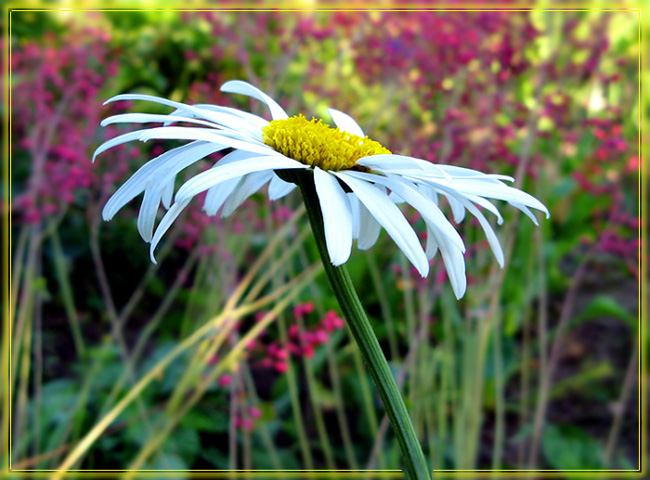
[95,80,549,299]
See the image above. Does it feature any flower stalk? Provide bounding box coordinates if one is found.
[293,169,432,480]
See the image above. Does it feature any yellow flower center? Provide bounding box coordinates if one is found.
[262,114,391,171]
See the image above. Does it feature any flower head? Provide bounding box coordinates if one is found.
[94,80,548,299]
[262,114,391,170]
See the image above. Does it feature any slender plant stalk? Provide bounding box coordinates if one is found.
[295,171,431,480]
[435,350,447,470]
[277,312,315,470]
[123,267,321,474]
[240,362,283,469]
[327,339,362,469]
[415,285,433,441]
[278,219,337,469]
[517,250,536,468]
[604,338,639,466]
[296,246,362,468]
[50,229,86,358]
[366,319,429,471]
[296,312,337,469]
[263,207,318,469]
[54,265,319,477]
[491,309,505,470]
[11,224,39,411]
[10,226,29,326]
[351,342,381,451]
[33,254,43,460]
[399,255,418,425]
[528,247,592,467]
[365,251,399,360]
[241,372,252,472]
[98,248,199,418]
[228,368,238,470]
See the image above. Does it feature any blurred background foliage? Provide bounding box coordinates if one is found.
[7,4,643,475]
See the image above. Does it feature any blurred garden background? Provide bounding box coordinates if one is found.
[7,5,643,475]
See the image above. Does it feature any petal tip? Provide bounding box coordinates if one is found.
[417,261,430,278]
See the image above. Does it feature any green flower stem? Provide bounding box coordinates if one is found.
[294,170,431,480]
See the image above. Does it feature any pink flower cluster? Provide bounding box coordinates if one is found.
[596,210,640,279]
[12,27,125,224]
[235,406,262,432]
[252,304,345,374]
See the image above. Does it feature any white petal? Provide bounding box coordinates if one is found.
[347,192,382,249]
[104,93,261,133]
[425,225,439,259]
[93,130,146,161]
[401,161,516,184]
[101,113,220,129]
[218,148,268,166]
[268,175,297,200]
[161,178,175,209]
[357,154,426,172]
[334,171,429,277]
[348,194,361,239]
[509,201,540,226]
[356,196,382,250]
[464,194,504,225]
[413,178,504,225]
[220,80,288,120]
[137,127,274,156]
[202,149,270,216]
[105,93,190,109]
[102,142,224,221]
[438,236,467,299]
[313,168,353,265]
[457,181,548,216]
[343,171,465,253]
[417,185,439,205]
[172,104,269,128]
[102,142,199,220]
[194,105,269,129]
[346,171,474,295]
[149,199,191,264]
[156,147,259,194]
[409,175,549,217]
[462,200,505,267]
[155,144,227,187]
[388,190,405,204]
[137,184,160,242]
[443,193,466,223]
[204,177,240,216]
[164,107,264,142]
[327,108,365,137]
[436,164,515,183]
[175,156,306,202]
[221,171,274,218]
[414,190,467,296]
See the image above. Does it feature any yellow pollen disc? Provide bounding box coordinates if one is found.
[262,114,391,171]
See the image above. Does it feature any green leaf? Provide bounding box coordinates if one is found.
[163,427,200,464]
[199,447,229,468]
[573,295,638,331]
[180,409,229,433]
[549,362,614,400]
[542,424,604,470]
[149,452,188,475]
